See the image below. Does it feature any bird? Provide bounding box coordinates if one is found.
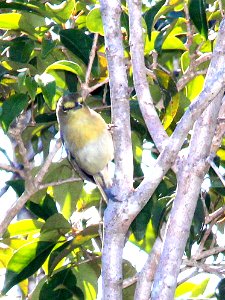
[56,93,114,201]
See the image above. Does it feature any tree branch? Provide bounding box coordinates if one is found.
[99,0,133,299]
[151,91,224,300]
[127,18,225,217]
[0,163,24,178]
[100,0,133,193]
[127,0,168,152]
[0,139,62,237]
[134,236,163,300]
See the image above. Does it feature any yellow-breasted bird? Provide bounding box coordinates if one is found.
[56,93,114,201]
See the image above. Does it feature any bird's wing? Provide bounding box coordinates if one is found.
[67,150,95,183]
[60,134,94,183]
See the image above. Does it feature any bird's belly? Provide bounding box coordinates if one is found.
[66,131,113,175]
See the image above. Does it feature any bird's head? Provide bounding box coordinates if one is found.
[57,93,85,114]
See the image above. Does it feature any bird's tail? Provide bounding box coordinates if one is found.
[93,167,113,203]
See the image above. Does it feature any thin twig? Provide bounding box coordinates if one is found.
[205,204,225,224]
[39,177,82,190]
[0,163,24,178]
[123,274,138,289]
[35,139,62,185]
[88,78,109,94]
[85,33,99,86]
[210,160,225,187]
[196,216,219,255]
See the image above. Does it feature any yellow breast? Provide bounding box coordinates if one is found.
[59,106,114,175]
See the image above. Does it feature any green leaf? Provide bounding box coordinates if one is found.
[0,13,22,30]
[6,179,25,196]
[60,29,99,76]
[144,0,166,40]
[25,77,37,100]
[189,0,208,40]
[41,39,57,59]
[86,8,104,36]
[74,262,99,299]
[186,75,205,101]
[3,220,44,239]
[9,37,34,63]
[35,73,56,109]
[175,282,196,297]
[40,159,83,218]
[48,225,99,274]
[48,240,72,275]
[0,94,29,132]
[39,268,84,300]
[131,199,153,241]
[216,278,225,300]
[0,2,46,16]
[162,35,187,51]
[191,277,210,296]
[45,0,75,23]
[145,31,186,54]
[2,241,55,294]
[26,194,58,221]
[0,248,13,268]
[0,65,7,81]
[40,213,71,242]
[162,93,179,129]
[0,12,46,38]
[45,60,85,82]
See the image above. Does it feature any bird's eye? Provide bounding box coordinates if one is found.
[75,102,83,109]
[62,101,75,112]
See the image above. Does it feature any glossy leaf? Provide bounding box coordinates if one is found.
[48,225,99,274]
[9,37,34,63]
[0,13,22,30]
[0,248,13,268]
[26,194,58,221]
[162,94,179,129]
[35,73,56,109]
[25,76,37,100]
[41,39,57,59]
[0,94,29,132]
[45,60,85,82]
[6,179,25,196]
[0,2,46,16]
[189,0,208,40]
[40,213,71,242]
[3,220,44,239]
[60,29,99,75]
[45,0,75,23]
[131,199,153,241]
[86,8,104,36]
[74,262,100,299]
[186,75,205,101]
[0,12,46,38]
[2,241,55,294]
[144,0,166,40]
[39,268,84,300]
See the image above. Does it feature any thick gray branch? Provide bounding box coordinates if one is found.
[127,0,168,151]
[127,18,225,218]
[151,90,224,300]
[99,0,133,299]
[100,0,133,193]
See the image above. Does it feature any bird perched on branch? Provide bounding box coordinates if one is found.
[56,93,114,201]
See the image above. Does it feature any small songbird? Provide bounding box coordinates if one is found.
[56,93,114,201]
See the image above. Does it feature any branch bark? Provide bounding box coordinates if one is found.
[127,0,168,152]
[0,139,61,237]
[99,0,133,299]
[127,18,225,218]
[151,91,224,299]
